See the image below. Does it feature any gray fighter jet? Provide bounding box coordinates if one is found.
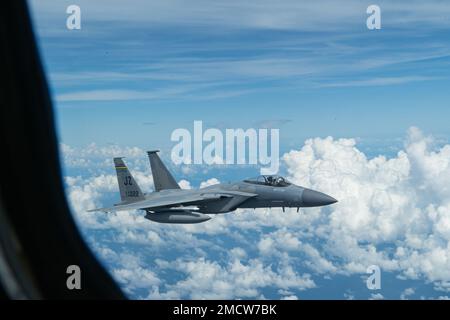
[89,151,337,223]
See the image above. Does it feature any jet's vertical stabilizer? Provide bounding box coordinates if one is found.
[114,157,144,202]
[147,150,180,191]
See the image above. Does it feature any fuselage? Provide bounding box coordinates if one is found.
[142,180,337,214]
[201,181,336,213]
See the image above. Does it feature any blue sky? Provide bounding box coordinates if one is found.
[29,1,450,152]
[29,1,450,300]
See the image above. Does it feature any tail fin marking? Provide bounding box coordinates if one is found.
[114,157,144,202]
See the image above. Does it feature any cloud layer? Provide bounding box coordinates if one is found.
[283,127,450,283]
[63,127,450,299]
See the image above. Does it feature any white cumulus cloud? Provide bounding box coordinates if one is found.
[61,127,450,298]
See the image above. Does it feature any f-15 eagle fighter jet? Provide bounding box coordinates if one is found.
[89,151,337,224]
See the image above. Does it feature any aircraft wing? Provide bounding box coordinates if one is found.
[88,190,257,213]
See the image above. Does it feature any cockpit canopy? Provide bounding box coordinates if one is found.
[244,175,291,187]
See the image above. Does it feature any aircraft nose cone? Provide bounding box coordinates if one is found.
[302,189,338,207]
